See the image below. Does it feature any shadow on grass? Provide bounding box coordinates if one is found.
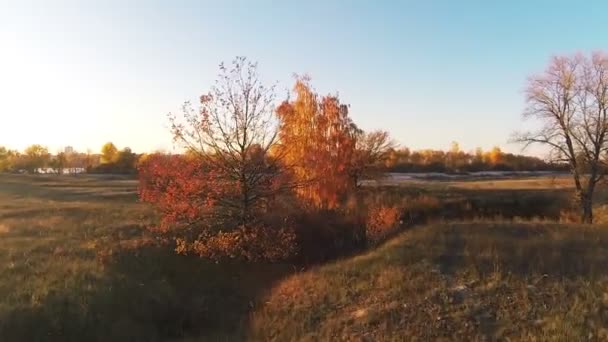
[5,188,139,203]
[0,245,294,341]
[428,223,608,279]
[0,175,139,203]
[0,207,95,221]
[452,188,571,218]
[364,185,572,224]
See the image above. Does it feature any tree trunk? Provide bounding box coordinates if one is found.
[241,180,249,227]
[240,161,252,228]
[580,192,593,224]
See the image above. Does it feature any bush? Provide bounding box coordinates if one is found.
[177,224,297,262]
[365,205,401,244]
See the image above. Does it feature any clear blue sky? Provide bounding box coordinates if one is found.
[1,0,607,155]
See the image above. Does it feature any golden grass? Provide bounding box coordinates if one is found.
[448,176,573,190]
[0,174,293,341]
[2,173,608,340]
[250,222,608,340]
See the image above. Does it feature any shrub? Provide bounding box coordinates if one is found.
[366,205,401,244]
[177,224,297,262]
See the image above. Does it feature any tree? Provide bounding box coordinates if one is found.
[515,52,608,223]
[24,144,50,173]
[486,146,503,166]
[349,130,395,187]
[0,147,11,172]
[115,147,137,173]
[474,147,484,163]
[139,57,296,261]
[49,152,67,174]
[276,77,357,209]
[100,142,118,164]
[162,57,286,226]
[84,149,99,171]
[63,149,77,174]
[7,151,26,172]
[446,141,466,171]
[383,148,399,169]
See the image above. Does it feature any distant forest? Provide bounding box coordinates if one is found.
[385,144,567,173]
[0,141,565,175]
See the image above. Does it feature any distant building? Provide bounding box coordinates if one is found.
[64,146,74,154]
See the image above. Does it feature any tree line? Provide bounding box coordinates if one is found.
[1,140,562,176]
[0,142,140,174]
[385,143,567,173]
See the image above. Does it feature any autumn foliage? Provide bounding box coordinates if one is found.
[139,59,396,262]
[365,205,401,244]
[138,154,221,233]
[276,78,358,209]
[385,145,564,173]
[139,58,300,261]
[138,153,296,261]
[184,225,297,262]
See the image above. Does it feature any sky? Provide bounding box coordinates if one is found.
[1,0,607,156]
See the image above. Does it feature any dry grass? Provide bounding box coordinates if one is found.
[2,174,608,341]
[0,174,290,341]
[447,176,573,190]
[251,222,608,341]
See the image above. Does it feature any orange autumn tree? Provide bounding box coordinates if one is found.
[139,57,296,261]
[486,146,503,166]
[276,78,357,209]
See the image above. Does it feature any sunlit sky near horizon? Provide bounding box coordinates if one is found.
[1,0,607,156]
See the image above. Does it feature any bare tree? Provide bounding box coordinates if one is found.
[349,130,396,187]
[169,57,285,226]
[515,52,608,223]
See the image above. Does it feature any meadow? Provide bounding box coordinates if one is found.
[1,174,608,340]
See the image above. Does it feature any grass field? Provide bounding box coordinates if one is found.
[1,174,608,340]
[252,222,608,340]
[0,175,292,341]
